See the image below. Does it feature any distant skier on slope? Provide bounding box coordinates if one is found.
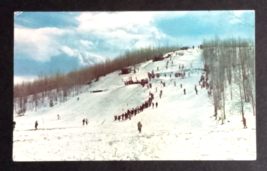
[57,114,60,120]
[35,121,38,130]
[156,102,158,108]
[242,117,248,129]
[195,85,198,95]
[82,119,85,125]
[86,119,88,125]
[137,122,142,133]
[184,88,186,95]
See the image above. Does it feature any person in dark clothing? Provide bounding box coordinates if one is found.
[156,102,158,108]
[115,115,117,121]
[195,85,198,95]
[13,121,16,131]
[242,117,248,129]
[82,119,85,125]
[118,115,121,121]
[35,121,38,130]
[184,88,186,95]
[137,122,142,133]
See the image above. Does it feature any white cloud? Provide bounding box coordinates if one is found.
[233,10,247,17]
[14,27,70,62]
[60,46,75,57]
[76,51,106,66]
[80,40,94,47]
[60,46,106,67]
[14,11,23,17]
[14,75,37,85]
[77,12,186,32]
[75,12,184,51]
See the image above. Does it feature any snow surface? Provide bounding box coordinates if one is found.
[13,48,256,161]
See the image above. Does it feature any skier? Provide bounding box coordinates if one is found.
[180,84,182,88]
[174,81,176,86]
[13,121,16,131]
[118,115,121,121]
[184,88,186,95]
[115,115,117,121]
[242,117,248,129]
[57,114,60,120]
[195,85,198,95]
[86,119,88,125]
[35,121,38,130]
[137,122,142,133]
[156,102,158,108]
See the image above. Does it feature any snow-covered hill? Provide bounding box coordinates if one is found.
[13,48,256,161]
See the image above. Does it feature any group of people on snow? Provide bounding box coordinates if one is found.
[82,118,88,125]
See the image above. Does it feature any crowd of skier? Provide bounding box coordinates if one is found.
[114,91,158,122]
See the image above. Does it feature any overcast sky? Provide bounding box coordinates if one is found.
[14,11,255,84]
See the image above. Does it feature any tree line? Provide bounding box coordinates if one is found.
[202,37,255,124]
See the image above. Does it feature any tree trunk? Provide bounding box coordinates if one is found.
[230,82,233,100]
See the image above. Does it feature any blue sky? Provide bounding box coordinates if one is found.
[14,11,255,84]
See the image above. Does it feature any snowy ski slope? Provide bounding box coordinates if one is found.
[13,48,256,161]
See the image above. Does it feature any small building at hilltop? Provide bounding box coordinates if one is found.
[120,67,132,75]
[180,47,189,50]
[153,54,164,62]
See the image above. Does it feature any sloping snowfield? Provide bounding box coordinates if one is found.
[13,48,256,161]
